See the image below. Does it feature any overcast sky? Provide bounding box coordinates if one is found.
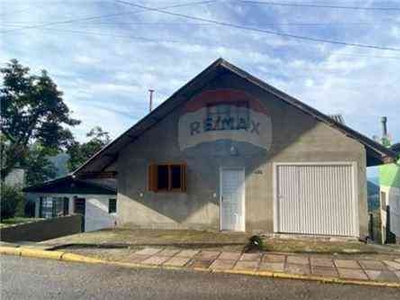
[1,0,399,176]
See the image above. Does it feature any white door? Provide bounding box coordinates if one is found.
[220,168,245,231]
[275,164,358,237]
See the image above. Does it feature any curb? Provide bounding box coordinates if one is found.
[1,246,399,288]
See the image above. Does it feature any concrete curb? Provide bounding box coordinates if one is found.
[1,246,399,288]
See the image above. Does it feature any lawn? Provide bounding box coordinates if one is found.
[0,217,43,228]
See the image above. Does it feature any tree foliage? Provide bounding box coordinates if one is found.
[0,59,80,181]
[24,143,57,186]
[67,126,110,172]
[1,184,24,220]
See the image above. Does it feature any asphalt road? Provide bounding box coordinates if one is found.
[1,256,399,300]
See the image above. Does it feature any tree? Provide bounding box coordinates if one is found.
[67,126,110,172]
[24,143,57,186]
[1,184,24,220]
[0,59,80,181]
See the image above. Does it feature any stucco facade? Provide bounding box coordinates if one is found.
[380,159,400,243]
[26,193,117,232]
[116,71,369,238]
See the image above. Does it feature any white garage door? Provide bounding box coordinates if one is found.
[275,164,358,237]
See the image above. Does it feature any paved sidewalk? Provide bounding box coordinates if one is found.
[93,247,400,283]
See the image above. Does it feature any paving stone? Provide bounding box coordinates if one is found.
[334,260,361,269]
[135,247,162,256]
[142,255,170,265]
[122,254,148,263]
[310,257,334,268]
[285,264,310,275]
[287,256,309,265]
[262,254,286,263]
[258,262,284,272]
[311,266,338,277]
[189,259,214,269]
[157,249,180,257]
[234,261,259,271]
[358,260,387,270]
[383,260,400,271]
[239,253,262,262]
[337,268,368,280]
[163,256,191,267]
[209,259,236,270]
[218,252,242,261]
[365,270,400,282]
[175,249,199,258]
[197,251,221,260]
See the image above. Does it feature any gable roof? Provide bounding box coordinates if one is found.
[23,175,116,194]
[74,58,397,175]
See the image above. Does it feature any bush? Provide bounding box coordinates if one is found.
[0,184,24,220]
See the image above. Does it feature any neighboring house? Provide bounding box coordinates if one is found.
[28,58,397,239]
[23,175,117,232]
[380,142,400,243]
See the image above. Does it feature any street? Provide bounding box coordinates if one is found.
[1,256,399,299]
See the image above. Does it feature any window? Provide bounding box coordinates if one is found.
[148,164,187,192]
[109,198,117,214]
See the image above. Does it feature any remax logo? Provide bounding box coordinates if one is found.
[178,89,272,152]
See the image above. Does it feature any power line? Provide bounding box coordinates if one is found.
[240,0,400,11]
[0,0,217,34]
[10,26,400,60]
[115,0,400,52]
[1,21,384,27]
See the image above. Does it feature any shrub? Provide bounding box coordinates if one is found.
[244,235,265,252]
[0,184,24,220]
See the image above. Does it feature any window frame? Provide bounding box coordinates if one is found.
[108,198,117,214]
[148,163,187,193]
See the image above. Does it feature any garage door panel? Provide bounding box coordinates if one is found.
[276,164,357,237]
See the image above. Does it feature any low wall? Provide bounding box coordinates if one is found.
[0,215,83,242]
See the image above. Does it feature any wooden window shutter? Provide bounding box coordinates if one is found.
[181,164,187,192]
[148,164,157,191]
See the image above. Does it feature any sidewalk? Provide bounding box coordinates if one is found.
[68,246,400,284]
[2,244,400,287]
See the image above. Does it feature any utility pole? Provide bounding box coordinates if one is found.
[149,89,154,112]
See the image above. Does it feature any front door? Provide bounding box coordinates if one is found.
[74,197,86,232]
[220,168,245,231]
[74,198,86,216]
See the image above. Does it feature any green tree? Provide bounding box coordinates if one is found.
[0,184,24,220]
[67,126,110,172]
[0,59,80,181]
[24,143,57,186]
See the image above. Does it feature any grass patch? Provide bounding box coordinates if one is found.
[0,217,43,228]
[261,238,377,254]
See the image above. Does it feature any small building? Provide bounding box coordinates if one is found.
[24,175,117,232]
[380,142,400,243]
[68,59,397,238]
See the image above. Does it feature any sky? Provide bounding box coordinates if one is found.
[1,0,399,177]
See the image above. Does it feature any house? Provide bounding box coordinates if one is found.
[380,133,400,244]
[24,175,117,232]
[33,58,397,238]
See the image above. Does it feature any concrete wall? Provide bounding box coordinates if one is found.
[380,185,400,243]
[0,215,83,242]
[117,72,368,238]
[26,193,117,232]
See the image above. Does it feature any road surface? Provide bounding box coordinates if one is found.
[1,256,399,299]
